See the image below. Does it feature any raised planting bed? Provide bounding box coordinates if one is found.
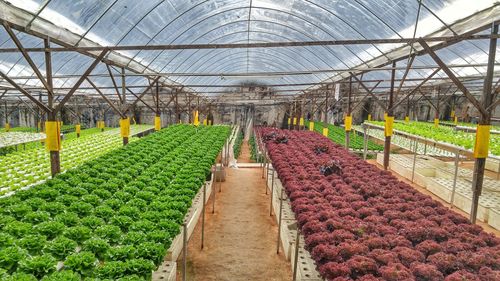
[376,154,500,224]
[0,132,46,148]
[359,125,455,157]
[0,124,230,280]
[260,127,500,280]
[266,164,323,281]
[367,121,500,156]
[0,129,126,196]
[313,122,383,152]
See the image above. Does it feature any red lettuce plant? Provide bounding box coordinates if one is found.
[259,128,500,280]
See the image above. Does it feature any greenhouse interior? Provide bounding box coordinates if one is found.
[0,0,500,280]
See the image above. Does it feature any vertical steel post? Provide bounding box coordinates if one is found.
[270,169,275,216]
[212,166,216,214]
[155,81,161,130]
[201,182,206,249]
[471,23,497,223]
[411,139,418,183]
[4,101,7,129]
[346,77,352,149]
[45,38,60,177]
[292,228,300,281]
[450,150,460,208]
[383,61,397,170]
[219,155,222,193]
[277,188,284,254]
[121,67,126,104]
[182,223,187,281]
[262,148,267,178]
[227,135,230,165]
[324,85,329,126]
[265,161,270,195]
[363,124,368,160]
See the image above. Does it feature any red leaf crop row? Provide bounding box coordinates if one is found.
[260,128,500,281]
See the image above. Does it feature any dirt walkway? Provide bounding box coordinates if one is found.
[176,167,292,281]
[238,140,253,163]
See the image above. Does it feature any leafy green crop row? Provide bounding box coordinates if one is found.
[368,120,500,156]
[1,127,39,133]
[440,120,500,131]
[312,122,383,151]
[249,134,262,162]
[233,130,243,159]
[0,130,124,195]
[0,124,230,280]
[0,126,154,194]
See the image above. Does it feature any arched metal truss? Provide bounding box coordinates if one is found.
[0,0,498,102]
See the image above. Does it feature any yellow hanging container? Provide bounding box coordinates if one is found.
[367,114,372,121]
[434,118,439,128]
[344,115,352,131]
[309,121,315,131]
[384,116,394,137]
[474,125,491,158]
[194,111,200,126]
[120,118,130,138]
[404,116,410,123]
[154,116,161,131]
[45,121,61,151]
[4,123,10,132]
[322,127,329,137]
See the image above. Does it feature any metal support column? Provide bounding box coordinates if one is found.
[346,77,352,149]
[45,38,60,177]
[471,23,498,223]
[277,189,284,254]
[363,124,368,160]
[201,182,206,249]
[383,61,397,170]
[411,139,418,183]
[270,169,275,216]
[450,150,460,208]
[182,223,187,281]
[292,228,300,281]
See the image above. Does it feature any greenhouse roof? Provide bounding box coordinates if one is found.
[0,0,498,103]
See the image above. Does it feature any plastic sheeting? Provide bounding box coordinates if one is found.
[0,0,498,98]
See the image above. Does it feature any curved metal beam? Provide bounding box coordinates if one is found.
[139,6,368,71]
[156,21,344,75]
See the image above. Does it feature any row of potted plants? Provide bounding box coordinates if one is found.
[260,128,499,281]
[0,124,230,280]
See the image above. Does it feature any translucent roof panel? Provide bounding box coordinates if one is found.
[0,0,498,99]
